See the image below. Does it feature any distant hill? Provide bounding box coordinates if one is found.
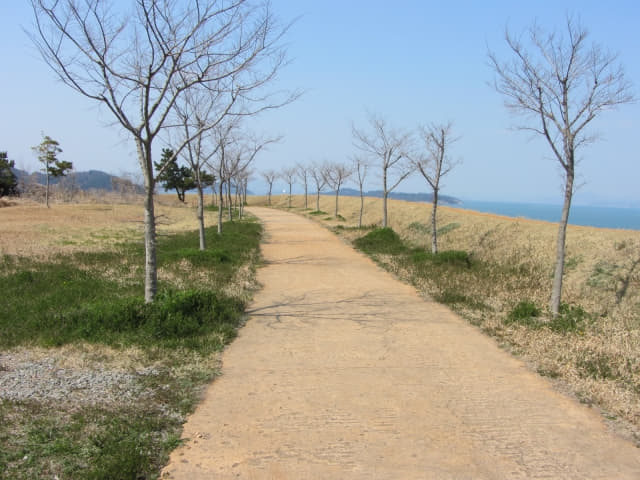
[12,168,142,193]
[336,188,461,206]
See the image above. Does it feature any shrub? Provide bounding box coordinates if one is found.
[433,250,471,267]
[548,303,589,333]
[353,228,407,255]
[505,300,541,327]
[407,249,471,268]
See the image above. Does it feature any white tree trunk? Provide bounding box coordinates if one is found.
[196,182,206,250]
[382,168,388,228]
[431,190,439,254]
[143,180,158,303]
[382,191,388,228]
[217,182,224,234]
[550,170,574,316]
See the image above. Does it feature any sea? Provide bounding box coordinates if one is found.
[457,200,640,231]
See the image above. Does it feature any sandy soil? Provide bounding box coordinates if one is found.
[161,207,640,479]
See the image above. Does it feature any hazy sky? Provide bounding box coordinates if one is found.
[1,1,638,206]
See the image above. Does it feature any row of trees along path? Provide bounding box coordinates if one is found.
[162,207,640,479]
[29,0,296,302]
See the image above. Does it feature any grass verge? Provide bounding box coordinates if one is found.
[0,217,261,479]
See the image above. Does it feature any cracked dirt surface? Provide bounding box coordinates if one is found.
[162,207,640,479]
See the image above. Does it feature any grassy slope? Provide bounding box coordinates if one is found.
[257,193,640,443]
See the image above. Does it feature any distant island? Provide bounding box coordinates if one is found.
[11,168,141,192]
[335,188,462,206]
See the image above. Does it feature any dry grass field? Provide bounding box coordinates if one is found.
[255,193,640,442]
[0,194,205,258]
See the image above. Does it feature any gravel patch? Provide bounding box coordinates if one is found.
[0,351,155,406]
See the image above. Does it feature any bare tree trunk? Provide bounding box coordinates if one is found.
[316,191,320,211]
[217,181,224,234]
[45,161,50,208]
[227,182,232,221]
[359,192,364,228]
[431,189,439,254]
[243,179,248,205]
[382,168,388,228]
[143,178,157,303]
[304,183,308,209]
[196,182,206,250]
[334,191,339,217]
[550,171,574,316]
[382,191,388,228]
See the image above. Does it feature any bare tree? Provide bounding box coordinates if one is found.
[309,162,327,212]
[227,138,271,218]
[210,120,238,233]
[352,156,368,228]
[353,114,413,227]
[172,88,220,250]
[412,122,461,254]
[296,162,310,209]
[323,162,352,218]
[261,169,277,206]
[235,169,251,219]
[489,17,634,316]
[29,0,292,303]
[214,127,275,228]
[281,166,296,208]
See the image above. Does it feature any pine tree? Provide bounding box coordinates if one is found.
[32,135,72,207]
[0,151,19,197]
[154,148,196,202]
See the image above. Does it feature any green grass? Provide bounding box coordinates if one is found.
[0,218,262,479]
[503,300,590,334]
[504,300,542,328]
[353,227,407,255]
[0,222,261,351]
[0,400,183,480]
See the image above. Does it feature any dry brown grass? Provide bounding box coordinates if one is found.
[254,193,640,441]
[0,194,217,258]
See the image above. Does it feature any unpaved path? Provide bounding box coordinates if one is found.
[162,207,640,479]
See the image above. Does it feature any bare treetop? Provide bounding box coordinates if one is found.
[353,114,412,174]
[413,122,460,191]
[353,113,413,227]
[28,0,292,143]
[489,17,634,170]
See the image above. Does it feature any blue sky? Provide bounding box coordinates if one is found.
[1,1,638,206]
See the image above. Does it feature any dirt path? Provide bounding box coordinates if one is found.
[162,207,640,479]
